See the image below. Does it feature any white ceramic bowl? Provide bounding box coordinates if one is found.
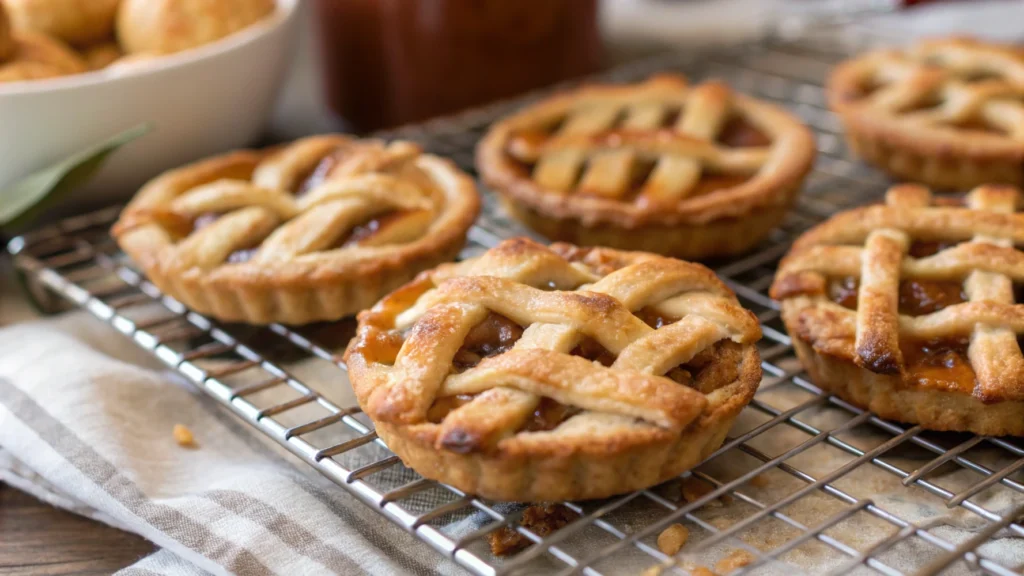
[0,0,300,214]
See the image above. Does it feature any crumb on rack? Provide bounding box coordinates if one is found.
[681,476,722,507]
[715,549,755,574]
[657,523,689,555]
[710,516,732,530]
[173,424,196,447]
[640,565,664,576]
[487,504,578,556]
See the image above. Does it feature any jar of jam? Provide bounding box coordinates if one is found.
[313,0,604,132]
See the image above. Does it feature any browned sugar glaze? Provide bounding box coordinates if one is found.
[827,241,977,393]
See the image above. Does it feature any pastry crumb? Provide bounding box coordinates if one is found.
[640,565,664,576]
[710,516,732,530]
[715,549,755,573]
[173,424,196,447]
[657,523,689,555]
[691,567,716,576]
[488,504,578,556]
[681,476,721,507]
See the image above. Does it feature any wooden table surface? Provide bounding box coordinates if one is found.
[0,483,155,576]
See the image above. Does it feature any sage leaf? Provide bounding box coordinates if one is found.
[0,123,150,233]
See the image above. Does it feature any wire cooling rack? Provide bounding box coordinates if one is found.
[9,27,1024,576]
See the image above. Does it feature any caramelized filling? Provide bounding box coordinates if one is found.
[850,76,886,100]
[295,151,342,197]
[829,276,860,310]
[328,211,412,249]
[570,336,616,367]
[899,280,966,316]
[829,242,967,315]
[488,504,579,556]
[683,340,743,394]
[716,117,771,148]
[902,93,944,114]
[451,313,524,371]
[908,240,958,258]
[829,276,966,316]
[961,70,1003,84]
[902,337,976,394]
[689,174,751,197]
[635,307,678,329]
[522,398,581,432]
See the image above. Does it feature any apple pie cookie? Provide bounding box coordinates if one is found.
[114,135,480,325]
[771,183,1024,436]
[829,38,1024,190]
[345,238,762,501]
[476,74,815,260]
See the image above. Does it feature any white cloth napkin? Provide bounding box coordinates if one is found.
[0,311,462,576]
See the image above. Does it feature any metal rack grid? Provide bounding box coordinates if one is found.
[9,29,1024,576]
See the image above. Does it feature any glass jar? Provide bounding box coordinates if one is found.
[314,0,604,132]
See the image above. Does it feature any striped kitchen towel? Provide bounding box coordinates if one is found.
[0,312,462,576]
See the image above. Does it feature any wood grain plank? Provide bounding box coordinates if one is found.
[0,483,155,576]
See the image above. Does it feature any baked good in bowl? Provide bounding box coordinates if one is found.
[5,0,120,47]
[0,0,277,83]
[117,0,276,55]
[828,38,1024,190]
[345,237,762,501]
[113,135,480,325]
[0,1,86,82]
[770,183,1024,436]
[476,74,815,260]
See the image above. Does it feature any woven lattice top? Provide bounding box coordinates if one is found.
[114,135,478,275]
[477,74,815,226]
[771,184,1024,402]
[347,238,762,454]
[830,38,1024,152]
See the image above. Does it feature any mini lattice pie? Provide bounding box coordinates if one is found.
[828,38,1024,190]
[114,135,480,325]
[771,184,1024,436]
[345,238,763,501]
[476,74,815,260]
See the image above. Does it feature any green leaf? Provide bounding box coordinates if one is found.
[0,123,151,233]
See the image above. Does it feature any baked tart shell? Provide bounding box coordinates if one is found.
[785,306,1024,437]
[366,346,759,502]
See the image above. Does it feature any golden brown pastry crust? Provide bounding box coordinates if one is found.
[116,0,276,55]
[345,238,762,501]
[5,0,119,47]
[80,40,121,70]
[828,38,1024,190]
[0,2,15,61]
[0,29,86,83]
[476,74,815,259]
[771,183,1024,435]
[113,135,481,325]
